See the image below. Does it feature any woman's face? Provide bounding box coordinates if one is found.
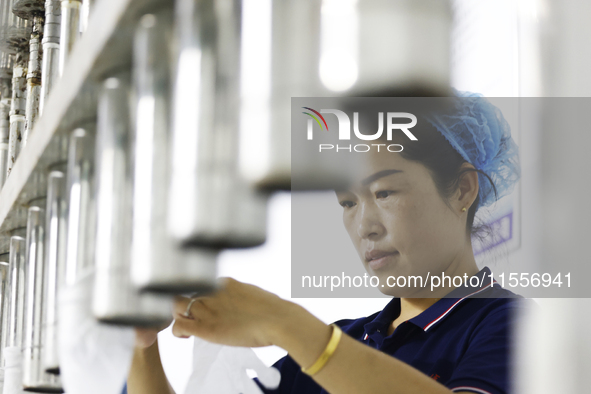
[336,149,468,297]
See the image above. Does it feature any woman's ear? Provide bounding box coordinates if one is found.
[456,163,479,211]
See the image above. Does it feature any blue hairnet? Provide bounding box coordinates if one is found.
[424,89,521,209]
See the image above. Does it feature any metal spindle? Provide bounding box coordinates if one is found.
[0,0,31,178]
[169,0,268,249]
[0,255,9,368]
[22,203,62,391]
[238,0,324,191]
[64,126,94,287]
[24,20,43,144]
[78,0,89,33]
[58,0,80,76]
[6,50,26,177]
[42,169,66,374]
[39,0,60,114]
[12,0,45,144]
[5,236,25,350]
[0,142,7,188]
[238,0,362,192]
[130,11,218,294]
[93,71,171,326]
[0,52,11,188]
[0,0,31,53]
[336,0,451,96]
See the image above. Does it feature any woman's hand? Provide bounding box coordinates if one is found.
[134,320,173,349]
[171,277,298,348]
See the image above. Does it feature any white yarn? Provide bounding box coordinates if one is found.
[2,347,24,394]
[58,269,135,394]
[184,336,281,394]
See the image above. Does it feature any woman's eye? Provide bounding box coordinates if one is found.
[376,190,394,199]
[339,200,356,209]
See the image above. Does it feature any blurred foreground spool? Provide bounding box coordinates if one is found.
[238,0,365,192]
[239,0,452,192]
[319,0,451,96]
[93,71,171,326]
[169,0,268,249]
[131,10,218,294]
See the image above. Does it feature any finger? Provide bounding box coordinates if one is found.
[172,315,200,338]
[171,318,192,338]
[183,299,215,323]
[173,295,215,319]
[173,296,191,317]
[134,327,160,348]
[213,276,250,302]
[174,297,202,319]
[216,276,238,290]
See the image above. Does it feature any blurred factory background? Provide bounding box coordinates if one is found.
[0,0,589,393]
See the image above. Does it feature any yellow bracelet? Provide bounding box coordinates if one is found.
[301,324,342,376]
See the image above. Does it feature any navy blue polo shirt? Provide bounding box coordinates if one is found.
[253,266,530,394]
[121,266,530,394]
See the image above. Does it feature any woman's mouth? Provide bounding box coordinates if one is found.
[366,251,399,270]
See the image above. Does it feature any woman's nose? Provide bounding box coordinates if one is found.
[356,202,384,239]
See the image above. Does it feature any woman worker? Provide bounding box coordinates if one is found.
[124,91,527,394]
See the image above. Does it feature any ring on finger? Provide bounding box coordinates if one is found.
[184,298,199,318]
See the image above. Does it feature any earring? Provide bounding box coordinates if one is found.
[461,207,467,212]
